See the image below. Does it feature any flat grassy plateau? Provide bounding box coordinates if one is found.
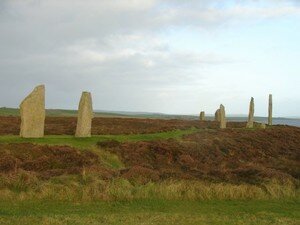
[0,116,299,225]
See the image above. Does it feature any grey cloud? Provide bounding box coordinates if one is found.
[0,0,299,114]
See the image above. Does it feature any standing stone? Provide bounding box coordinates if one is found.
[219,104,226,129]
[75,92,93,137]
[259,123,266,129]
[246,97,255,128]
[20,85,45,138]
[200,111,205,121]
[215,109,221,122]
[268,94,272,126]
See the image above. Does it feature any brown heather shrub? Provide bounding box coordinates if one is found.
[0,116,246,135]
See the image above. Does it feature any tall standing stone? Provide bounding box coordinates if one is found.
[246,97,255,128]
[75,92,93,137]
[219,104,226,129]
[20,85,45,138]
[215,109,221,122]
[200,111,205,121]
[268,94,272,126]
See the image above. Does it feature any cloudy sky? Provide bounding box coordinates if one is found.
[0,0,299,117]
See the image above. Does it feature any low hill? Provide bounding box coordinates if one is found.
[99,126,300,184]
[0,107,128,118]
[0,126,300,184]
[1,107,299,127]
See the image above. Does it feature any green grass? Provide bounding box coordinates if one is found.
[0,199,298,225]
[0,128,198,148]
[0,107,20,116]
[0,117,298,225]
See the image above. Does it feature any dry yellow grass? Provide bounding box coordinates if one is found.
[0,171,298,202]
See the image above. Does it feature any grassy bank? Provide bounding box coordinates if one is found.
[0,125,299,225]
[0,199,299,225]
[0,175,298,202]
[0,128,198,148]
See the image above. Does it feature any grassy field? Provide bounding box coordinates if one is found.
[0,119,299,224]
[0,127,198,148]
[0,199,299,225]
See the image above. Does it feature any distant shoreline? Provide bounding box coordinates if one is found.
[0,107,299,127]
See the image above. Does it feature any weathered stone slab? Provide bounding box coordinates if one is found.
[75,92,93,137]
[200,111,205,121]
[268,94,272,126]
[219,104,226,129]
[20,85,45,138]
[246,97,254,128]
[259,123,266,129]
[215,109,221,122]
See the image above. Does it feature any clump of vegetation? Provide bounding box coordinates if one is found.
[0,172,298,202]
[0,125,299,202]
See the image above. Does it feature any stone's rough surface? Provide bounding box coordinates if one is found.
[219,104,226,129]
[215,109,221,122]
[246,97,255,128]
[268,94,273,126]
[75,92,93,137]
[259,123,266,129]
[20,85,45,138]
[199,111,205,121]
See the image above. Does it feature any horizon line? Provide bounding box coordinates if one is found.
[1,107,299,119]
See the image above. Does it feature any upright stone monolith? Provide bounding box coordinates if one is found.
[200,111,205,121]
[246,97,255,128]
[268,94,272,126]
[75,92,93,137]
[20,85,45,138]
[259,123,266,129]
[215,109,221,122]
[219,104,226,129]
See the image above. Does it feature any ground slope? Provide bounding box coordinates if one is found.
[0,124,299,185]
[0,120,299,225]
[100,126,300,184]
